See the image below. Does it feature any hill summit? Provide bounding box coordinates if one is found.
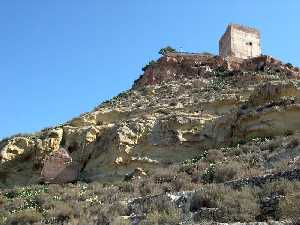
[1,26,300,224]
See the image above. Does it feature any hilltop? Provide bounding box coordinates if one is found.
[0,51,300,224]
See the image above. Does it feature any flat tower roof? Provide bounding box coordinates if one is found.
[228,23,260,37]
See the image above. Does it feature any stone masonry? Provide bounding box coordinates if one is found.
[219,24,261,59]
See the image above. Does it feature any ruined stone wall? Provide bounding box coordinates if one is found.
[224,169,300,189]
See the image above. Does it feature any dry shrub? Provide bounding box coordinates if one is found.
[261,180,300,197]
[5,209,42,225]
[190,184,259,222]
[142,207,182,225]
[272,159,291,173]
[213,162,240,183]
[218,187,259,222]
[190,184,224,212]
[111,217,132,225]
[278,192,300,220]
[141,197,182,225]
[206,149,224,162]
[285,138,299,149]
[106,202,129,217]
[259,180,300,220]
[170,173,194,191]
[48,201,77,222]
[118,182,134,193]
[0,195,4,206]
[240,167,262,178]
[0,169,8,182]
[34,192,53,210]
[4,197,26,212]
[138,180,163,196]
[152,167,177,184]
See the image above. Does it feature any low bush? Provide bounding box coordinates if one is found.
[158,46,176,55]
[201,163,216,183]
[278,192,300,220]
[190,184,224,212]
[142,208,182,225]
[213,162,240,183]
[5,209,42,225]
[139,181,162,196]
[286,62,293,69]
[48,201,77,222]
[118,182,134,193]
[218,187,259,222]
[260,180,300,197]
[206,149,224,163]
[190,184,259,222]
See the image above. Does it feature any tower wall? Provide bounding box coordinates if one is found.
[219,24,261,59]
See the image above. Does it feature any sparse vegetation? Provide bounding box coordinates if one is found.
[5,209,42,225]
[1,44,300,225]
[286,62,293,69]
[0,141,299,224]
[158,46,176,55]
[190,184,259,222]
[142,60,156,71]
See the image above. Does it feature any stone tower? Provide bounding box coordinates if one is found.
[219,24,261,59]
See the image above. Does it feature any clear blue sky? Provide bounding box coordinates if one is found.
[1,1,300,139]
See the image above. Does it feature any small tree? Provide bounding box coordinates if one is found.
[158,46,176,55]
[286,63,293,69]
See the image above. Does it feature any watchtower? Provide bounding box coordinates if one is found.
[219,24,261,59]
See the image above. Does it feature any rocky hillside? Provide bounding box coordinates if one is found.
[0,52,300,224]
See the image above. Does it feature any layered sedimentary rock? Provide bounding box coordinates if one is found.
[1,53,300,186]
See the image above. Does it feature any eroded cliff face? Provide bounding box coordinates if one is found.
[1,53,300,186]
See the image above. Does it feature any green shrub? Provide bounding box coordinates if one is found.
[286,63,293,69]
[158,46,176,55]
[200,52,214,56]
[142,60,156,71]
[201,163,216,183]
[182,151,208,165]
